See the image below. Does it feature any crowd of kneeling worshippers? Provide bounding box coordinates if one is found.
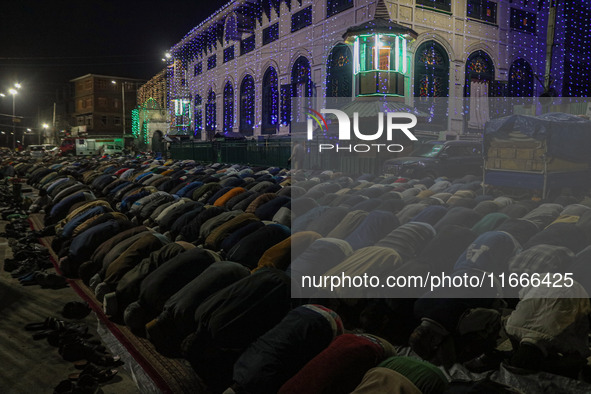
[4,153,591,393]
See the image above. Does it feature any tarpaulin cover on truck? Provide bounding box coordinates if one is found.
[484,113,591,163]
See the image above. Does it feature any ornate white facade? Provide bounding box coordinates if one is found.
[165,0,570,138]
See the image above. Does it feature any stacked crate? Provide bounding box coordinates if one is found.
[486,138,588,172]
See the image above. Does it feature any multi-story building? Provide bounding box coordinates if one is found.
[70,74,145,138]
[165,0,590,139]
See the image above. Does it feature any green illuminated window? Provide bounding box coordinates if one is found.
[352,34,408,97]
[354,34,407,74]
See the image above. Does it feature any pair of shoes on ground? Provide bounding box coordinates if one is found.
[59,340,122,367]
[10,259,45,278]
[25,316,68,331]
[19,271,68,289]
[9,243,48,257]
[30,321,111,375]
[26,316,122,366]
[68,361,118,382]
[54,363,119,393]
[54,373,102,394]
[5,252,48,271]
[39,323,92,347]
[16,233,44,244]
[26,317,88,342]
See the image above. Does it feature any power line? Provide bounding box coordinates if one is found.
[0,60,162,67]
[0,124,35,130]
[0,54,160,60]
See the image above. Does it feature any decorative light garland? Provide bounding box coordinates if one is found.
[161,0,590,142]
[557,0,591,97]
[223,81,235,133]
[142,120,149,145]
[240,75,255,135]
[131,108,140,138]
[131,97,164,147]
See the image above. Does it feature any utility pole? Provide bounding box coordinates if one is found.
[53,102,57,145]
[11,94,16,150]
[122,82,126,140]
[543,0,558,95]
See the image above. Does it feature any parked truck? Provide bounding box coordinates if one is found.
[60,137,124,156]
[483,113,591,198]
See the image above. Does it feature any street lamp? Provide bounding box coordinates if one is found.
[111,80,125,140]
[42,124,48,145]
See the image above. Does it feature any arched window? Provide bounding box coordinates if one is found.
[465,51,494,130]
[205,89,216,140]
[262,67,279,134]
[224,15,239,42]
[194,95,202,139]
[413,41,450,130]
[414,41,449,97]
[326,44,353,97]
[289,57,314,125]
[464,50,495,97]
[240,75,255,136]
[291,56,313,98]
[223,82,234,133]
[508,59,534,97]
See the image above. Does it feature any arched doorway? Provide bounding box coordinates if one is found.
[326,44,353,97]
[465,50,495,130]
[151,130,165,154]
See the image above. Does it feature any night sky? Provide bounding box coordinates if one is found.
[0,0,225,129]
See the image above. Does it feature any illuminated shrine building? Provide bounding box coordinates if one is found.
[165,0,591,137]
[343,1,417,97]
